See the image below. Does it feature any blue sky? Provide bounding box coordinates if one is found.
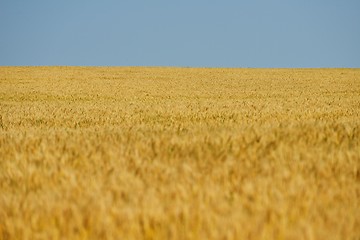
[1,0,359,67]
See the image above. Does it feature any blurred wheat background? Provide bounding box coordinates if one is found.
[0,67,359,240]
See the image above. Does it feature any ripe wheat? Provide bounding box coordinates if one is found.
[0,67,359,240]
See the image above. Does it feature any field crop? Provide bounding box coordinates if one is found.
[0,67,359,240]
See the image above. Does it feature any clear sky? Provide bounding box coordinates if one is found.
[1,0,360,68]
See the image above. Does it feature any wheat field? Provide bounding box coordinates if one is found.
[0,67,359,240]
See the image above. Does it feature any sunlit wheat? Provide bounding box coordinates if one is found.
[0,67,359,240]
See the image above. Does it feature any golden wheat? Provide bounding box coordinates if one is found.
[0,67,359,240]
